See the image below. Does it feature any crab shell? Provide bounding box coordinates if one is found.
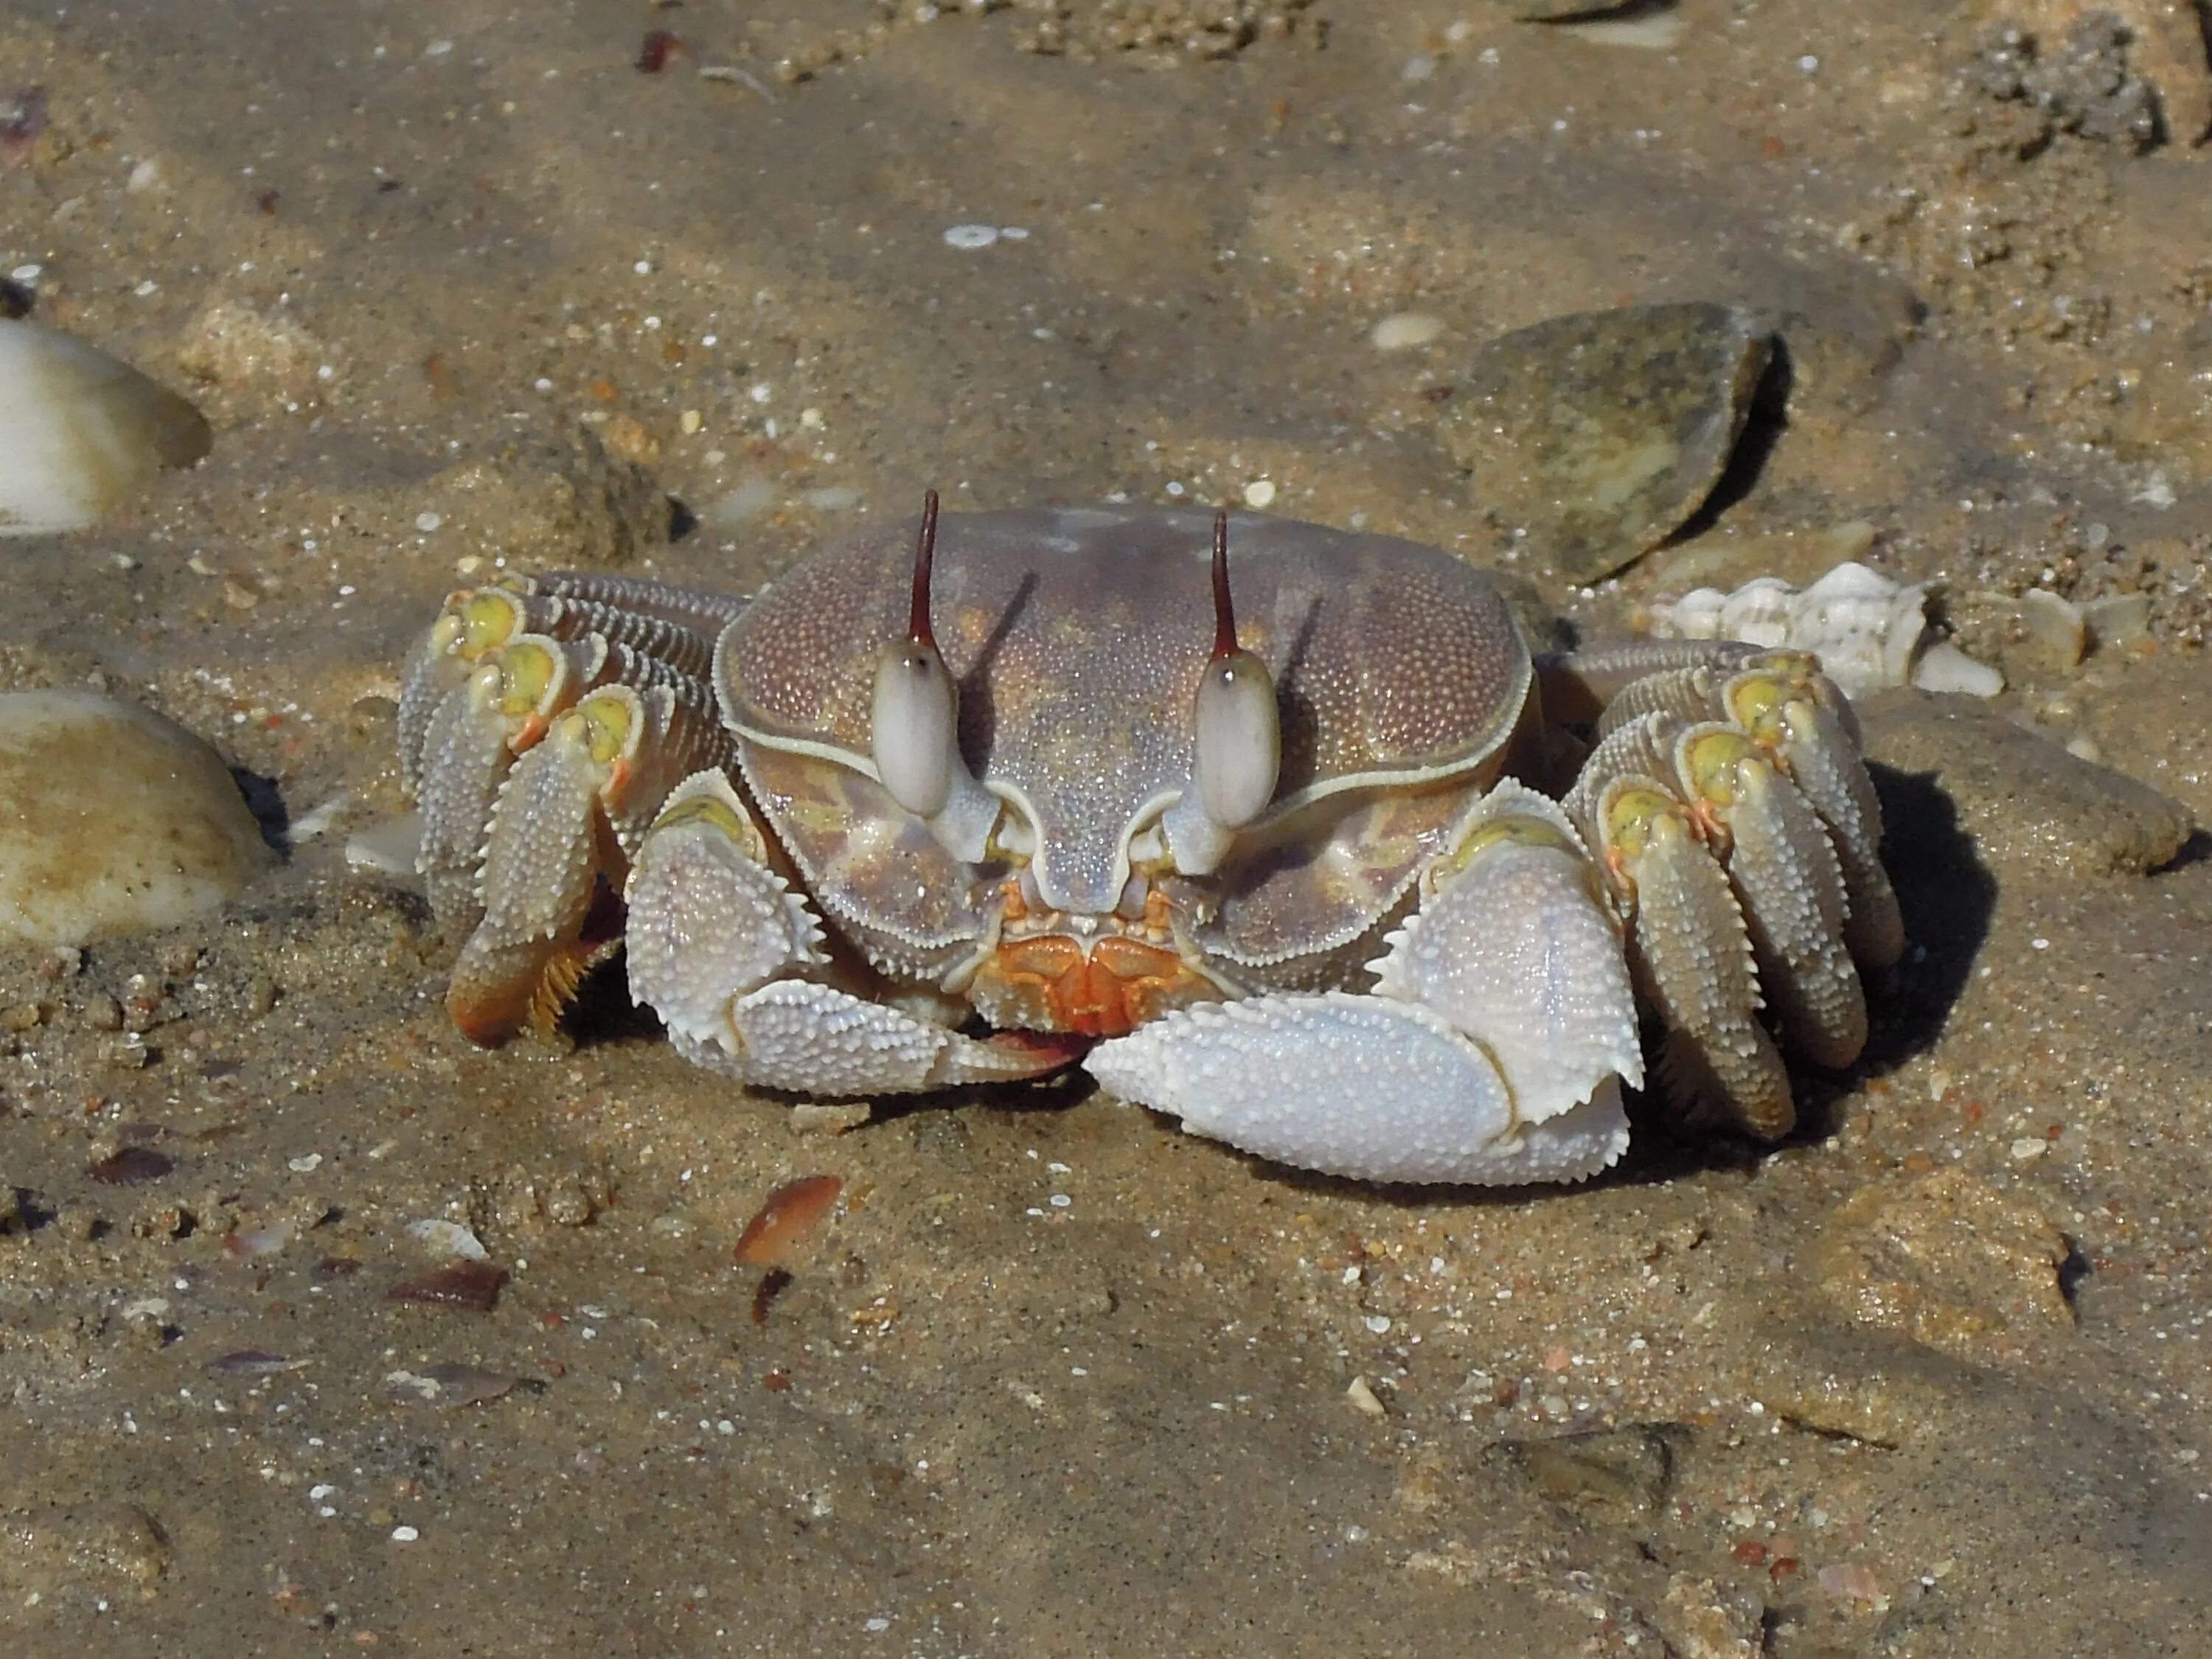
[714,507,1535,1035]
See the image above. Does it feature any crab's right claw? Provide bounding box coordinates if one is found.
[1088,785,1640,1185]
[628,773,1073,1093]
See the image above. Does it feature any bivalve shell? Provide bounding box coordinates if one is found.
[0,317,212,535]
[1641,562,2003,700]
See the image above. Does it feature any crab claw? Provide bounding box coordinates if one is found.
[1088,785,1638,1185]
[627,772,1071,1092]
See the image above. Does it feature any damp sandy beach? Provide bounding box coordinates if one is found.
[3,3,2211,1653]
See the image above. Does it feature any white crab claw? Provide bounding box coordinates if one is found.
[1087,992,1628,1186]
[1371,781,1643,1123]
[629,771,1071,1093]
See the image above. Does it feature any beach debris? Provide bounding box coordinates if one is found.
[383,1362,522,1406]
[207,1349,311,1377]
[636,29,682,73]
[386,1259,508,1313]
[1638,562,2005,699]
[220,1222,293,1262]
[735,1175,843,1267]
[1966,1,2210,149]
[0,317,212,535]
[0,691,274,947]
[751,1267,795,1326]
[1370,312,1446,352]
[0,86,46,166]
[1439,302,1771,585]
[2013,588,2087,672]
[1502,0,1648,18]
[88,1145,174,1186]
[406,1217,490,1261]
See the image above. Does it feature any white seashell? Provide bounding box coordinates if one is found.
[1908,640,2006,698]
[1641,560,2003,700]
[2016,588,2085,671]
[0,316,212,535]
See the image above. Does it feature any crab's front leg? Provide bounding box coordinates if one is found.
[444,675,727,1043]
[625,772,1077,1093]
[1086,783,1644,1185]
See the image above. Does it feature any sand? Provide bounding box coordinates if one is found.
[1,2,2210,1653]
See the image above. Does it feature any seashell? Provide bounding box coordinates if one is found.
[0,690,273,945]
[0,316,212,535]
[1639,561,2004,700]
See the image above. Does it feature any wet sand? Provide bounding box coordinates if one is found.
[3,3,2211,1653]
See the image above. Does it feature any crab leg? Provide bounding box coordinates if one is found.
[445,676,729,1044]
[397,581,726,793]
[626,773,1074,1092]
[1566,717,1795,1138]
[415,633,608,934]
[1670,722,1865,1068]
[1086,784,1642,1185]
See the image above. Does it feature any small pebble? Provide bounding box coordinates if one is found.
[1369,312,1446,352]
[389,1526,420,1543]
[943,224,1000,249]
[88,1147,173,1186]
[1242,479,1277,509]
[1345,1376,1388,1417]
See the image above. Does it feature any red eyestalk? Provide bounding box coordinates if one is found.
[907,487,941,648]
[1209,507,1239,661]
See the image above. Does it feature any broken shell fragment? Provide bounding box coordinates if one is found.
[1440,302,1771,586]
[1640,562,2004,700]
[0,691,274,946]
[0,316,212,535]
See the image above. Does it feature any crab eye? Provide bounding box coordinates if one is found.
[870,487,973,821]
[1194,651,1279,828]
[872,639,960,818]
[1190,509,1280,830]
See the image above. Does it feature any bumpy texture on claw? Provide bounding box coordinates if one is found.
[1086,992,1630,1185]
[1371,780,1642,1120]
[627,772,1068,1093]
[1091,781,1642,1185]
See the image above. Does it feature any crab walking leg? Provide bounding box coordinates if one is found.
[399,583,723,791]
[415,633,605,935]
[626,773,1074,1093]
[1567,718,1794,1138]
[1719,661,1902,969]
[1672,723,1866,1068]
[1086,785,1641,1185]
[445,681,724,1043]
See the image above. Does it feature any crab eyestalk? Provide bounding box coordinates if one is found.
[869,489,1001,861]
[1163,510,1281,875]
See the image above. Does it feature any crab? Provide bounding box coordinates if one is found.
[394,498,1902,1185]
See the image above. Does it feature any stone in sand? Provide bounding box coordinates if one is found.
[0,317,212,536]
[0,691,271,945]
[1440,302,1770,586]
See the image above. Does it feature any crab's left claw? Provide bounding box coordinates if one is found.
[1087,785,1641,1185]
[627,772,1077,1093]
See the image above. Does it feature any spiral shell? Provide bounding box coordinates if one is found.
[1639,562,2003,700]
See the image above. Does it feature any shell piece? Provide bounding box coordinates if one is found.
[0,318,212,535]
[1439,302,1772,586]
[1641,561,2004,700]
[0,691,271,945]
